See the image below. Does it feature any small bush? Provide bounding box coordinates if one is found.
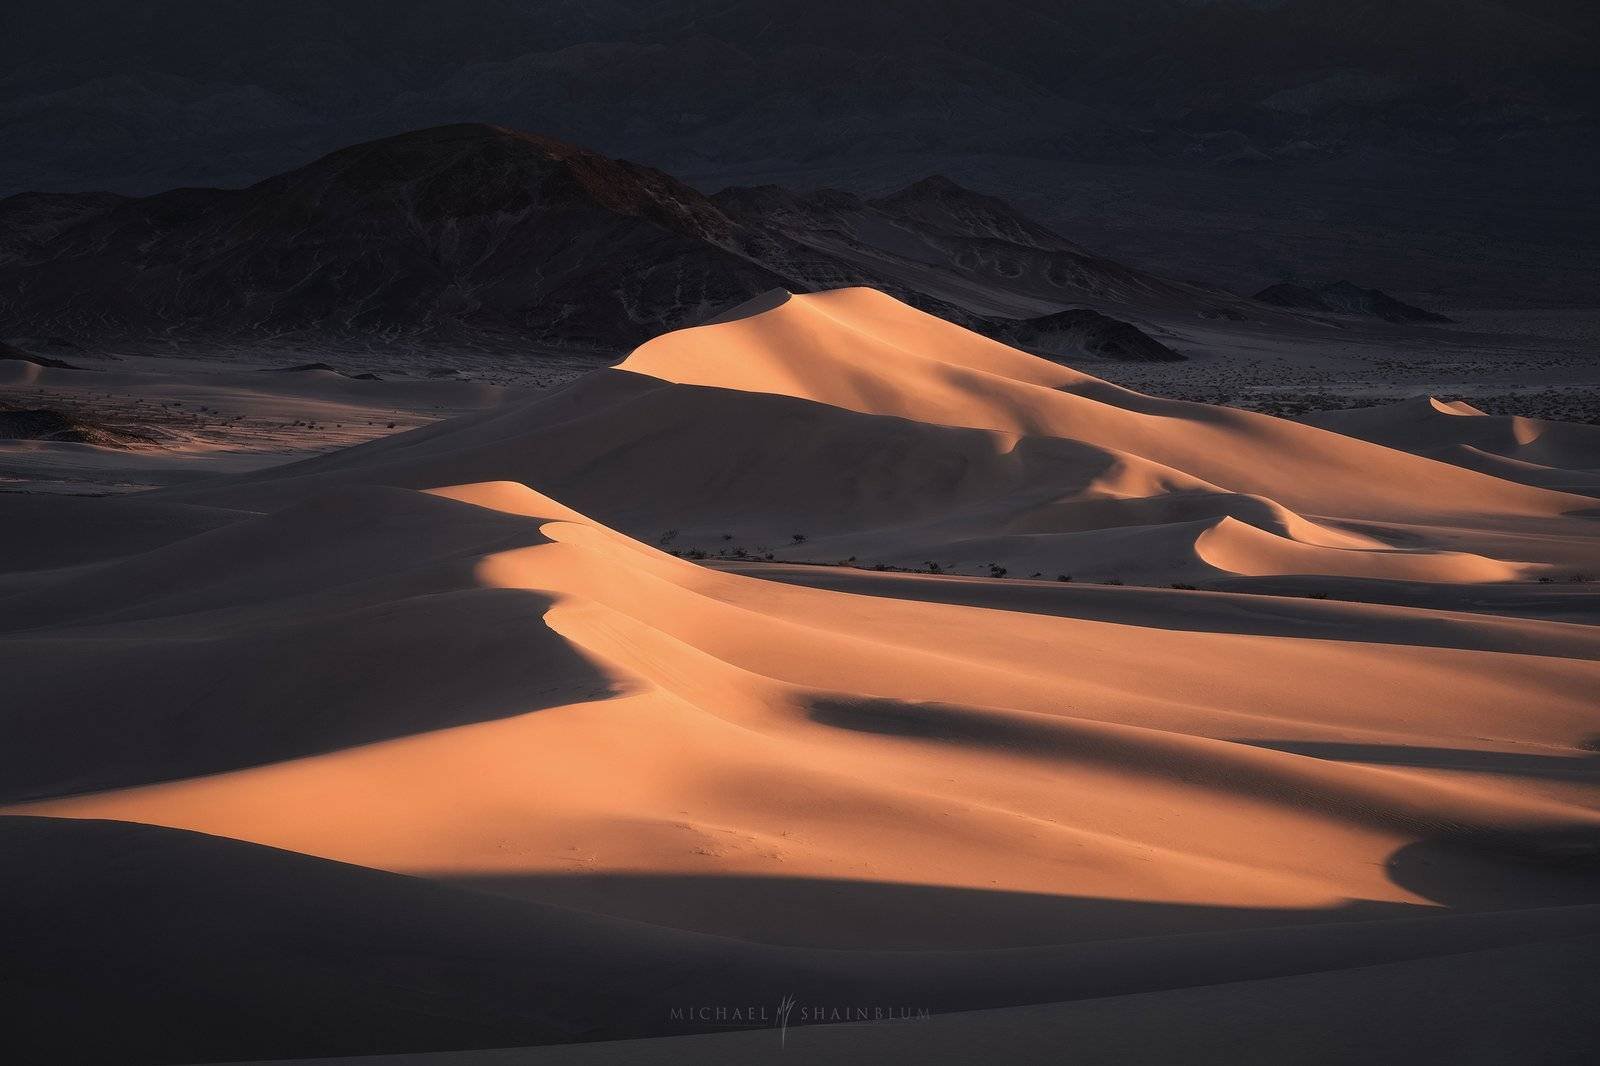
[1170,582,1197,591]
[792,533,807,543]
[1103,578,1124,586]
[1056,574,1072,582]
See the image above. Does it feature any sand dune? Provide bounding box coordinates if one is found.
[1304,395,1600,495]
[146,290,1597,588]
[4,289,1599,1064]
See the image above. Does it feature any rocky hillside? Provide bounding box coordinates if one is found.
[0,124,1220,356]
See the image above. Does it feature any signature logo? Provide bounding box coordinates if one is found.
[775,992,797,1047]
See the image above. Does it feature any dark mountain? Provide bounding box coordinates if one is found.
[0,125,792,349]
[3,3,1594,308]
[713,177,1245,321]
[1254,281,1453,323]
[0,124,1234,355]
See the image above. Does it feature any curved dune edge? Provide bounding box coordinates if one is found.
[1193,516,1527,583]
[10,481,1598,943]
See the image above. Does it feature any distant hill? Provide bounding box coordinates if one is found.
[1254,281,1453,324]
[0,124,1231,356]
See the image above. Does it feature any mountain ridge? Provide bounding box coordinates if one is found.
[0,123,1229,356]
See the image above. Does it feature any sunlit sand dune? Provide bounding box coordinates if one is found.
[4,290,1599,1064]
[144,290,1597,588]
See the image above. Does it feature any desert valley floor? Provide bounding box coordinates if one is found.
[4,289,1600,1064]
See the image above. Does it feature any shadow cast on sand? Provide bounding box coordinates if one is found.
[0,584,623,805]
[1236,739,1600,782]
[444,871,1424,951]
[734,563,1600,650]
[6,815,1600,1065]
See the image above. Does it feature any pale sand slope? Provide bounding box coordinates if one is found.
[3,289,1600,1063]
[146,289,1600,588]
[1303,395,1600,496]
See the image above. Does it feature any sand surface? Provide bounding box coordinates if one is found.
[3,289,1598,1064]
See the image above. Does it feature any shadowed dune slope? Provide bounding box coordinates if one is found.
[8,817,1600,1066]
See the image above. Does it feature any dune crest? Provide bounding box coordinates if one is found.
[128,288,1595,588]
